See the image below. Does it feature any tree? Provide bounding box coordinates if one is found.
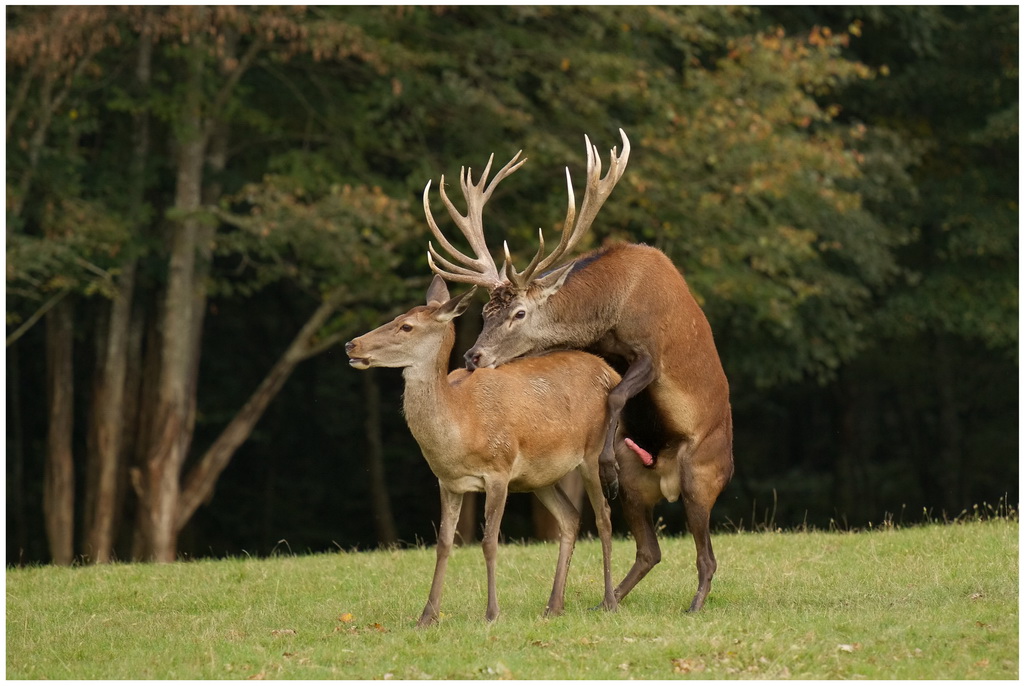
[7,6,421,562]
[7,6,129,564]
[125,7,421,561]
[853,7,1017,514]
[757,6,1018,517]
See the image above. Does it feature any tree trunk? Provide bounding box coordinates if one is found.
[129,15,275,562]
[134,33,206,562]
[362,369,397,546]
[118,296,146,560]
[44,298,75,565]
[182,28,238,443]
[90,18,152,564]
[130,299,163,560]
[83,263,136,563]
[180,119,227,474]
[8,345,28,562]
[56,43,133,562]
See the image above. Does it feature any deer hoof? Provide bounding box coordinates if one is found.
[417,604,440,628]
[599,453,620,500]
[601,474,619,501]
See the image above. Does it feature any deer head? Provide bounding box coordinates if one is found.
[345,276,476,371]
[423,130,630,369]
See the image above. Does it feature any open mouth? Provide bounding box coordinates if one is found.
[348,357,370,369]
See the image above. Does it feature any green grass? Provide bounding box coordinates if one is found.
[7,519,1018,679]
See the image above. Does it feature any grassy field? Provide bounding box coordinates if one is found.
[6,518,1017,680]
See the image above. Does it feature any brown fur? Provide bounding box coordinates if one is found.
[345,278,621,626]
[466,242,735,612]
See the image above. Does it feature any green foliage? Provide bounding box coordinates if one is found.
[6,521,1018,679]
[213,176,421,299]
[629,26,911,386]
[775,6,1018,360]
[6,197,131,317]
[6,5,1016,381]
[326,7,917,388]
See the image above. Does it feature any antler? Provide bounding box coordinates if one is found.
[504,129,630,288]
[423,151,527,289]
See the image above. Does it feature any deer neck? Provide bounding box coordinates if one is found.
[546,263,617,346]
[400,325,461,451]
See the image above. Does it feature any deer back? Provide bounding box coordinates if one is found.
[424,351,621,492]
[467,243,730,436]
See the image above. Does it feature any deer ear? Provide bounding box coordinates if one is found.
[533,261,575,302]
[435,286,477,323]
[426,274,451,307]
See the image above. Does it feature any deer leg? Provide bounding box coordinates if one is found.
[682,500,716,613]
[578,461,618,611]
[533,483,581,617]
[599,353,656,501]
[613,479,661,602]
[418,485,464,628]
[680,422,733,612]
[481,478,509,623]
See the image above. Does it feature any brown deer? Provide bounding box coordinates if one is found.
[422,130,734,612]
[345,275,619,627]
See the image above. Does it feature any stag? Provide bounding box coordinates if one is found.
[422,130,734,612]
[345,276,619,627]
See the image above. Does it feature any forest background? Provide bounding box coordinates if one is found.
[6,6,1018,565]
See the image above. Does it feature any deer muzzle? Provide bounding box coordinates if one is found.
[464,347,496,371]
[345,340,371,369]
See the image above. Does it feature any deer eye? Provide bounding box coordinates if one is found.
[513,310,526,320]
[400,323,413,332]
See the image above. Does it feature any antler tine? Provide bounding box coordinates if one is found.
[502,241,522,288]
[482,151,527,200]
[438,166,495,273]
[503,228,548,287]
[525,128,631,277]
[427,241,486,278]
[423,179,479,271]
[518,166,577,281]
[426,247,496,287]
[423,150,527,290]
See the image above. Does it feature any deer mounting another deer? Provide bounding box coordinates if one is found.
[345,275,619,627]
[423,130,734,613]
